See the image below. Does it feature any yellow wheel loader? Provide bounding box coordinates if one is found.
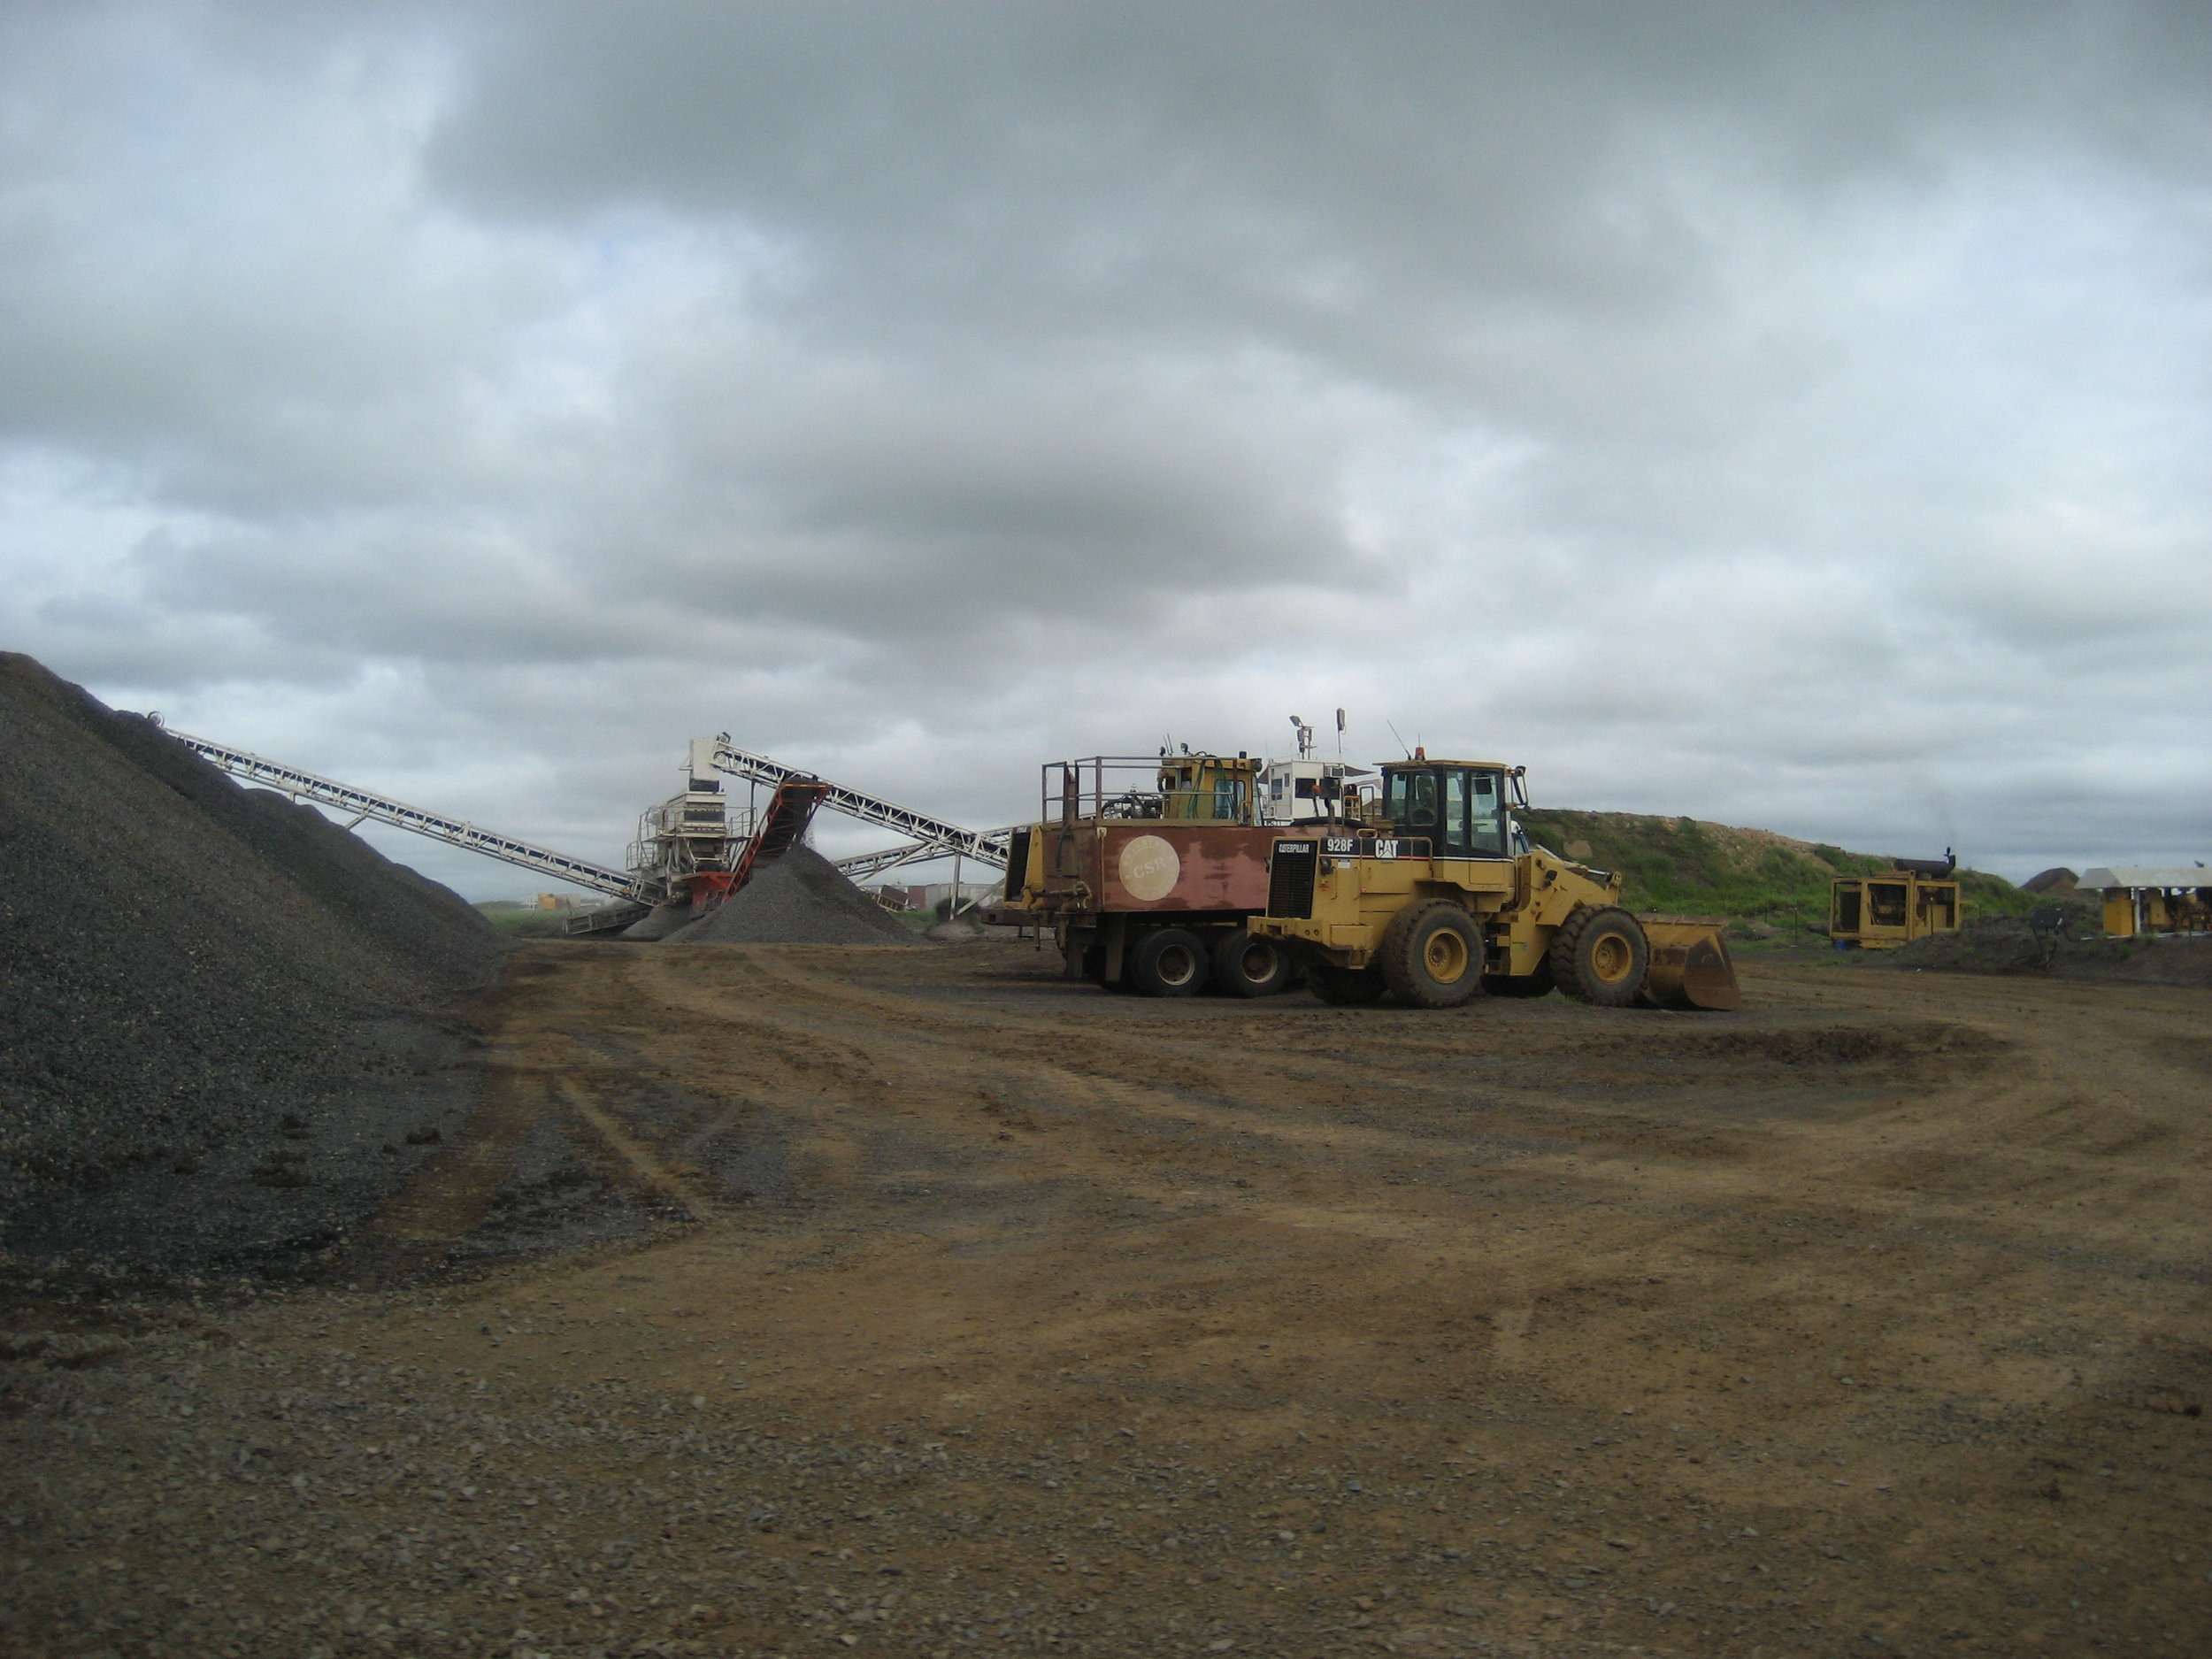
[1247,754,1741,1011]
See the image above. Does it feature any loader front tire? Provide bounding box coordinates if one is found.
[1130,927,1210,997]
[1378,901,1484,1009]
[1306,963,1386,1005]
[1213,930,1296,998]
[1548,906,1648,1007]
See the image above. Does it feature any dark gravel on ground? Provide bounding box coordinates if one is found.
[618,898,695,940]
[1882,908,2212,987]
[665,845,920,946]
[0,653,503,1286]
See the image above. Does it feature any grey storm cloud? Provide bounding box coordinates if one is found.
[1,0,2208,896]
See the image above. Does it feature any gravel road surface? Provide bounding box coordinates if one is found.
[4,943,2207,1656]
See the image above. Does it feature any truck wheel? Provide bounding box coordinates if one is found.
[1130,927,1210,997]
[1306,963,1386,1005]
[1482,961,1555,998]
[1379,901,1484,1009]
[1213,931,1295,997]
[1548,906,1648,1007]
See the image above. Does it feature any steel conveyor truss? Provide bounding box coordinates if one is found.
[711,737,1018,877]
[165,723,1015,912]
[165,726,642,899]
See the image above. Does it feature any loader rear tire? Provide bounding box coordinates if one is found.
[1378,901,1484,1009]
[1548,906,1648,1007]
[1213,930,1296,998]
[1306,963,1386,1005]
[1130,927,1210,997]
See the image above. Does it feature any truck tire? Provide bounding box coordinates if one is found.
[1482,960,1555,998]
[1306,963,1386,1005]
[1548,906,1648,1007]
[1130,927,1210,997]
[1212,930,1295,998]
[1378,901,1484,1009]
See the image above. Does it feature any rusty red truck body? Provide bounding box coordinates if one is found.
[1000,755,1343,997]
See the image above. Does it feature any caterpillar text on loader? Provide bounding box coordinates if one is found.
[1247,752,1741,1010]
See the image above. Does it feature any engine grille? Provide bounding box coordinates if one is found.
[1267,840,1317,918]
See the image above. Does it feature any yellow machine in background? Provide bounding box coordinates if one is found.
[1247,753,1740,1010]
[1829,856,1961,950]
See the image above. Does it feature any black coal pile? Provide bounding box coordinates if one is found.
[0,654,503,1285]
[665,844,921,945]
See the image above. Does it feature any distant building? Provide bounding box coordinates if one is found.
[2078,866,2211,936]
[534,893,584,911]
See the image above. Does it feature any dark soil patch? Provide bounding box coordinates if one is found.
[1653,1019,2008,1070]
[1883,910,2212,987]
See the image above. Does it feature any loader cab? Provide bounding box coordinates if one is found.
[1378,757,1518,858]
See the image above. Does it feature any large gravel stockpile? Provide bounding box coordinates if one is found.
[0,653,502,1284]
[665,843,920,945]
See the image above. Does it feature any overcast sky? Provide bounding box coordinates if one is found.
[4,1,2207,897]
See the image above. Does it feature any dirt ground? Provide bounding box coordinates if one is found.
[6,941,2209,1658]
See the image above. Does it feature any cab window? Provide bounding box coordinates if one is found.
[1386,770,1438,828]
[1468,770,1505,855]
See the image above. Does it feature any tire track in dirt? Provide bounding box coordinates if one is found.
[348,1057,553,1278]
[552,1078,722,1222]
[623,950,1784,1306]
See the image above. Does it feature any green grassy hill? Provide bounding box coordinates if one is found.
[473,900,571,938]
[1515,809,2034,926]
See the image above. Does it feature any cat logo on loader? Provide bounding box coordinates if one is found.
[1247,754,1741,1010]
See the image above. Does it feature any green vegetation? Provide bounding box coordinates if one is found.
[473,901,570,937]
[1517,809,2035,926]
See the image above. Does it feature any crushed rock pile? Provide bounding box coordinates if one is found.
[664,843,921,945]
[0,654,503,1285]
[1883,909,2212,987]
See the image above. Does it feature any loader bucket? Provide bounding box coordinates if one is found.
[1636,917,1742,1011]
